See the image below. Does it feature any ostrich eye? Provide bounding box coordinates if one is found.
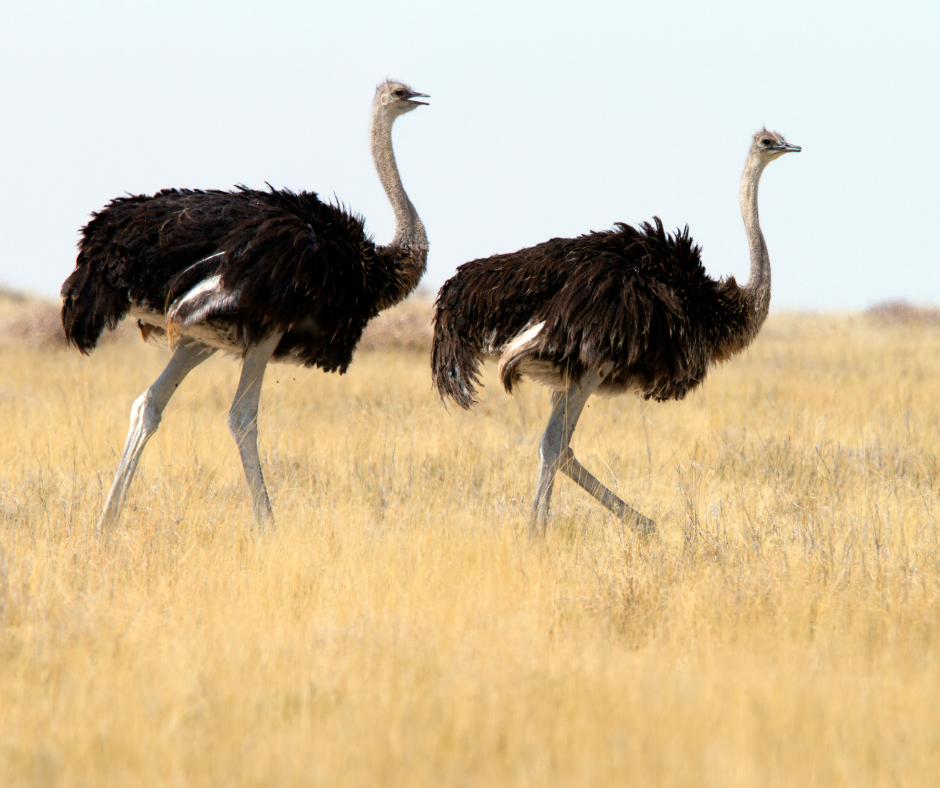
[393,88,405,97]
[761,138,771,147]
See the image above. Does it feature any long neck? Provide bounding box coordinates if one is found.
[369,107,428,309]
[370,109,427,253]
[738,154,771,337]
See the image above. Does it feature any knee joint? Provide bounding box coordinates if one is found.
[130,392,161,434]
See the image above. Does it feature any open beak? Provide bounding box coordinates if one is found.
[405,90,429,106]
[776,142,801,153]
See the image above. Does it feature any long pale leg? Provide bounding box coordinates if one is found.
[559,451,654,534]
[99,341,216,531]
[531,375,598,533]
[531,370,654,535]
[227,332,282,530]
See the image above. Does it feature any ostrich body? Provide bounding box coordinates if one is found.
[432,130,799,535]
[61,80,429,530]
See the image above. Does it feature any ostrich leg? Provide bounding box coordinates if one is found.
[99,341,216,531]
[532,374,598,533]
[529,375,600,534]
[559,451,655,534]
[531,369,655,535]
[227,332,283,529]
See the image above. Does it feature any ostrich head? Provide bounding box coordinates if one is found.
[374,80,429,120]
[751,129,801,164]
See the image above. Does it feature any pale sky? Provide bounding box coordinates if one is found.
[1,1,937,309]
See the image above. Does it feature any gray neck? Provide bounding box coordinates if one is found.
[739,155,771,334]
[370,109,427,251]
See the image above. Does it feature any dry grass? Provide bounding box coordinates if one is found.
[1,307,940,786]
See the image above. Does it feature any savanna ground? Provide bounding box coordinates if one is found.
[1,292,939,786]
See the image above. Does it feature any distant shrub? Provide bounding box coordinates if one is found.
[865,300,940,325]
[359,308,432,352]
[4,303,67,348]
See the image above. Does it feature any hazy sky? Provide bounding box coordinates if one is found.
[1,1,937,309]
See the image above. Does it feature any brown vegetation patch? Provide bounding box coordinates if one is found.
[359,308,433,352]
[4,302,68,348]
[0,285,29,315]
[865,299,940,325]
[0,284,435,353]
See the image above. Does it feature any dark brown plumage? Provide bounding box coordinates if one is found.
[433,218,753,409]
[432,129,800,534]
[62,186,420,372]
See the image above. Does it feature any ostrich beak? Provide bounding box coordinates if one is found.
[777,142,801,153]
[405,91,429,106]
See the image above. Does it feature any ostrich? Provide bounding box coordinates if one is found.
[61,79,429,530]
[432,129,800,535]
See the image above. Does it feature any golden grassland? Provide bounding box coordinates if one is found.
[1,302,940,786]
